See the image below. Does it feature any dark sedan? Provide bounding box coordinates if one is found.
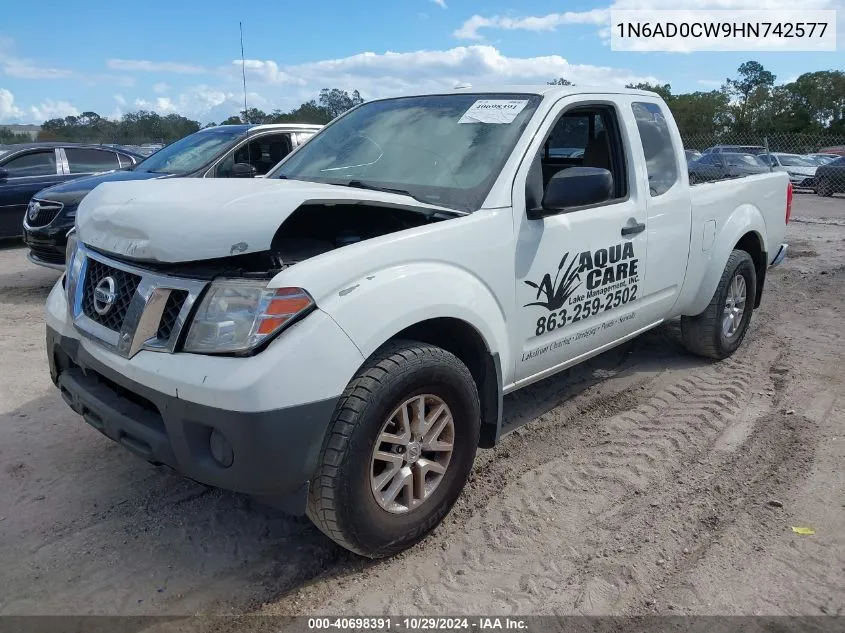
[815,156,845,197]
[0,143,142,239]
[22,123,321,269]
[688,152,770,184]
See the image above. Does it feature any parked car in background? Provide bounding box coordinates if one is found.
[22,123,321,269]
[759,153,817,189]
[0,143,142,239]
[805,153,839,166]
[701,144,767,156]
[815,156,845,197]
[685,149,702,163]
[818,145,845,157]
[688,152,770,184]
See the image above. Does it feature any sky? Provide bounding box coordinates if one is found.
[0,0,842,125]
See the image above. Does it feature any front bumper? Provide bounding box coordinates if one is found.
[48,326,338,510]
[787,175,815,188]
[22,221,71,269]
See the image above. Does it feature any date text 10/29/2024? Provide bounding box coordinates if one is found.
[307,617,530,630]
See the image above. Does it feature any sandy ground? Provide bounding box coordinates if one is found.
[0,193,843,618]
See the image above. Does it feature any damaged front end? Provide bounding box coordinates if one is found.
[68,198,457,359]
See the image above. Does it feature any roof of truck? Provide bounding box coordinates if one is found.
[404,84,664,99]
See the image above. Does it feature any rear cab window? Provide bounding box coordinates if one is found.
[631,102,679,196]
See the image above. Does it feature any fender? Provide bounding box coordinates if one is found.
[680,203,767,317]
[315,262,510,375]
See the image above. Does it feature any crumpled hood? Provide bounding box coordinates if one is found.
[76,178,450,263]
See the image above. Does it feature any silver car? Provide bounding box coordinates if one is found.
[759,153,817,189]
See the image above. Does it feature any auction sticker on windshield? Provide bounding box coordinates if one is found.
[458,100,529,124]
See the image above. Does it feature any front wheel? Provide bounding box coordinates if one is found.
[307,340,480,558]
[681,249,757,360]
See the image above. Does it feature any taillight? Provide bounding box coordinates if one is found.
[786,181,793,224]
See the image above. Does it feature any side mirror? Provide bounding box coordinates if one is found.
[0,167,8,182]
[529,167,613,218]
[231,162,257,178]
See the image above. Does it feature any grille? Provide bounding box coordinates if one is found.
[156,290,188,341]
[82,259,141,332]
[26,200,64,227]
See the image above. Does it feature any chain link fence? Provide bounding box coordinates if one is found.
[681,131,845,197]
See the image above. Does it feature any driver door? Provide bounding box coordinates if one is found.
[510,98,652,387]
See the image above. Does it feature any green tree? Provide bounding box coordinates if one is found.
[548,77,573,86]
[318,88,364,120]
[0,128,30,144]
[724,60,776,132]
[626,82,673,103]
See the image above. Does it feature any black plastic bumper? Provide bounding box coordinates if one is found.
[47,326,338,512]
[23,222,70,267]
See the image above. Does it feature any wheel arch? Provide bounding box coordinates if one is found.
[368,317,504,449]
[734,230,767,308]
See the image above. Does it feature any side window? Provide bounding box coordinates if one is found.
[117,153,136,168]
[297,132,316,145]
[631,102,679,196]
[214,134,292,177]
[65,148,120,174]
[3,150,57,177]
[534,106,627,203]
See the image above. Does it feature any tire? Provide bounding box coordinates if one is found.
[681,249,757,360]
[816,178,833,197]
[306,339,481,558]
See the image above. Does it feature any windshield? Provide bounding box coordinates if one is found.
[135,128,245,175]
[778,155,814,167]
[270,93,542,212]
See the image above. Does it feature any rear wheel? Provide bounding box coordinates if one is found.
[307,340,480,558]
[681,249,756,360]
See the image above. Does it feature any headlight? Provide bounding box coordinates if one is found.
[183,279,314,354]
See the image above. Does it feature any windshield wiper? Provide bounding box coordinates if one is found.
[343,180,419,200]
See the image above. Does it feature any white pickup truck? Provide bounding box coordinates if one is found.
[45,85,791,558]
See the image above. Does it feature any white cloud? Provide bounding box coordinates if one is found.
[454,9,610,40]
[29,99,79,121]
[152,82,170,94]
[431,0,447,8]
[133,85,270,123]
[0,89,79,123]
[232,45,659,109]
[3,61,75,80]
[107,59,207,74]
[0,88,24,121]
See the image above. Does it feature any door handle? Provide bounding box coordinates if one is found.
[621,222,645,236]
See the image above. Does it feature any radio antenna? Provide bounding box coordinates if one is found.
[240,21,248,123]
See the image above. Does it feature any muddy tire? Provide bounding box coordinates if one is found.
[681,249,757,360]
[306,340,480,558]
